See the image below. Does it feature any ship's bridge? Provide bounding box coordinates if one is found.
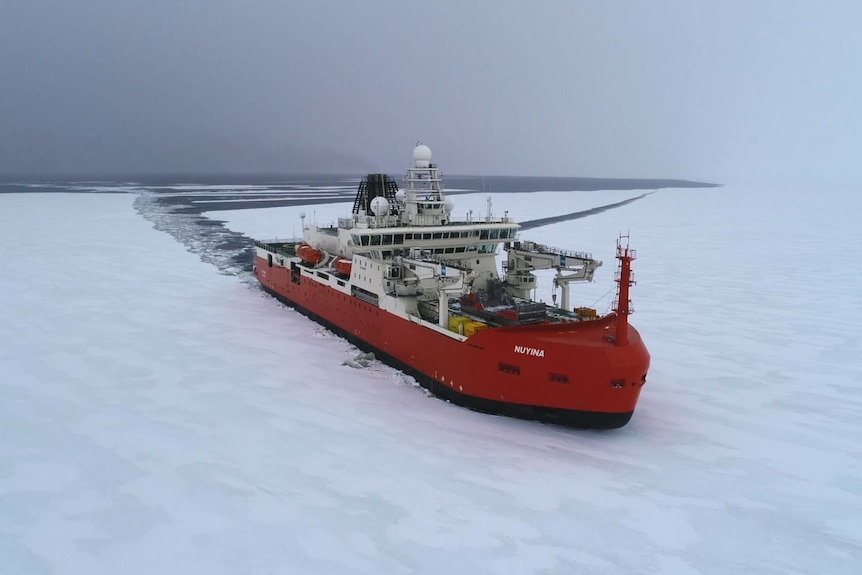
[344,221,517,259]
[311,143,520,260]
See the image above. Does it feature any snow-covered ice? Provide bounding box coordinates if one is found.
[1,185,861,574]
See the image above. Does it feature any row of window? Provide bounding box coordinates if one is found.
[352,227,516,246]
[368,244,498,259]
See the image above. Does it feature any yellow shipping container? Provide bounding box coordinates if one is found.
[464,321,488,337]
[448,315,471,333]
[574,307,598,319]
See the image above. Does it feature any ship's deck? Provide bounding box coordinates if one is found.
[254,240,299,257]
[255,240,600,328]
[445,297,599,329]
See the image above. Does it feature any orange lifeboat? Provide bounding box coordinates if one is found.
[296,243,325,265]
[334,257,353,276]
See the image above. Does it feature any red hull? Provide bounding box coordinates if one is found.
[254,257,649,428]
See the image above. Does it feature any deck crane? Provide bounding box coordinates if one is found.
[503,240,602,310]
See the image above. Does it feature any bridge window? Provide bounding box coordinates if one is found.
[394,234,404,244]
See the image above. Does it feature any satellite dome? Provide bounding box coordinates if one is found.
[443,198,454,213]
[413,143,432,168]
[369,196,390,216]
[395,189,406,203]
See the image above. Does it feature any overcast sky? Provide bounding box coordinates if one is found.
[1,0,860,182]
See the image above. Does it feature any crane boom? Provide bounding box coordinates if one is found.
[503,240,602,308]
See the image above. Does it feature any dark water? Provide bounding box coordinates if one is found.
[0,173,716,196]
[1,173,719,277]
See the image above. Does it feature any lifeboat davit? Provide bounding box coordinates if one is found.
[334,257,353,276]
[296,243,325,265]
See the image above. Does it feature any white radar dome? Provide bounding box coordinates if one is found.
[443,198,454,213]
[413,143,432,168]
[395,189,406,203]
[369,196,390,216]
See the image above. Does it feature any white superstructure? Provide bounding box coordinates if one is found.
[254,143,602,331]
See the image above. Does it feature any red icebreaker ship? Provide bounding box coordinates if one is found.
[253,144,649,428]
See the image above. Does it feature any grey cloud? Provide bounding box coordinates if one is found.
[1,0,860,182]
